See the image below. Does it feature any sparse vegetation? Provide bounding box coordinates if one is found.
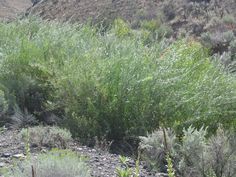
[5,149,90,177]
[20,126,72,149]
[139,126,236,177]
[0,89,8,126]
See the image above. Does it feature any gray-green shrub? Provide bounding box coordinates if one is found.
[5,149,90,177]
[0,88,7,126]
[20,126,72,149]
[139,127,236,177]
[10,107,38,128]
[139,129,176,172]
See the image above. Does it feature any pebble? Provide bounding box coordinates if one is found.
[0,162,5,167]
[2,153,11,158]
[12,154,25,159]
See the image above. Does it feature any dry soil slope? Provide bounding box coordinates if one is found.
[0,0,32,21]
[28,0,236,36]
[28,0,160,24]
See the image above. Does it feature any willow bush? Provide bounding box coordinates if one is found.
[0,18,236,143]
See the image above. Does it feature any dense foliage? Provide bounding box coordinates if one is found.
[0,18,236,144]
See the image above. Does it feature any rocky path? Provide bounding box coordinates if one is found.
[0,129,163,177]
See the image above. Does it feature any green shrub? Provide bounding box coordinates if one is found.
[0,18,56,122]
[112,18,132,38]
[140,18,173,42]
[141,19,161,32]
[5,149,90,177]
[0,47,55,117]
[0,88,8,126]
[0,89,7,114]
[1,18,236,144]
[20,126,72,149]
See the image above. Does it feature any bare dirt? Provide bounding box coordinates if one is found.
[0,129,162,177]
[27,0,160,25]
[0,0,32,21]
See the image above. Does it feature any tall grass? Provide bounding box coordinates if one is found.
[0,18,236,142]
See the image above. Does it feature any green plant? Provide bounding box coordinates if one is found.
[166,154,175,177]
[5,149,90,177]
[0,88,8,126]
[135,150,140,177]
[141,19,161,32]
[20,126,72,149]
[116,156,132,177]
[1,18,236,144]
[0,89,7,114]
[24,128,31,158]
[112,18,132,38]
[0,57,55,116]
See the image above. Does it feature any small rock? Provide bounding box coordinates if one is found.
[0,162,5,167]
[41,149,47,153]
[157,173,168,177]
[2,153,11,158]
[12,154,25,159]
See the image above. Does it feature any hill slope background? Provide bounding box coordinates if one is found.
[0,0,32,20]
[27,0,236,71]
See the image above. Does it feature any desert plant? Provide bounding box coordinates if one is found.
[206,127,236,177]
[10,107,38,129]
[0,89,7,114]
[166,154,176,177]
[140,126,236,177]
[20,126,72,149]
[177,126,208,177]
[116,156,132,177]
[0,88,8,126]
[5,149,90,177]
[139,129,176,172]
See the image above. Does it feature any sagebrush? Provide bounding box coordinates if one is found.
[5,149,90,177]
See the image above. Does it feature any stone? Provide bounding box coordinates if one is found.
[0,162,5,167]
[2,153,11,158]
[12,154,25,159]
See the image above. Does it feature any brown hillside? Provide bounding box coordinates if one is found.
[28,0,160,25]
[0,0,32,21]
[28,0,236,71]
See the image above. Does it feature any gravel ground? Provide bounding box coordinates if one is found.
[0,129,165,177]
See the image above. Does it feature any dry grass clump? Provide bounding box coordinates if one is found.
[20,126,72,149]
[5,149,90,177]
